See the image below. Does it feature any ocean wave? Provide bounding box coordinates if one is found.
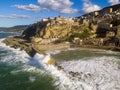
[0,38,45,72]
[1,38,120,90]
[58,56,120,90]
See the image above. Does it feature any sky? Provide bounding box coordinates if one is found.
[0,0,120,27]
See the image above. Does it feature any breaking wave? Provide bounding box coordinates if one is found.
[0,38,120,90]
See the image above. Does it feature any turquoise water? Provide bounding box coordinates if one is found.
[0,33,57,90]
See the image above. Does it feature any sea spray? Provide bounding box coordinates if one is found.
[57,56,120,90]
[0,38,57,90]
[43,49,120,90]
[1,37,120,90]
[30,49,120,90]
[34,53,93,90]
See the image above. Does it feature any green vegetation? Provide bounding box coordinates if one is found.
[0,63,58,90]
[79,28,92,39]
[66,27,92,42]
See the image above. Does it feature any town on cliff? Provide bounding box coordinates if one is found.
[3,4,120,56]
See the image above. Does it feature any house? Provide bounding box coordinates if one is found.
[42,18,49,22]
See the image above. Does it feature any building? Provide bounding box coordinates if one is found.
[109,8,113,13]
[42,18,49,22]
[95,11,99,16]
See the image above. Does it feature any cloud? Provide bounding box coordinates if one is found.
[38,0,78,14]
[60,8,78,14]
[108,0,120,5]
[13,4,41,11]
[13,0,78,14]
[82,0,101,14]
[38,0,72,10]
[0,14,31,19]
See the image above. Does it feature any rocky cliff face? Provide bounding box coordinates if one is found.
[22,16,92,44]
[3,4,120,57]
[78,4,120,38]
[22,4,120,43]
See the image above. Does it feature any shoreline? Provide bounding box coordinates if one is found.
[2,36,70,57]
[71,44,120,52]
[1,37,120,90]
[2,36,120,57]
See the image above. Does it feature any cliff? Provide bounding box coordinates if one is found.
[78,4,120,38]
[21,4,120,43]
[21,16,94,45]
[3,4,120,57]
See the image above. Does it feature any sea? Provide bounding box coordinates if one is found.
[0,32,120,90]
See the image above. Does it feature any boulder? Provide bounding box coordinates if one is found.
[43,59,56,65]
[31,37,42,43]
[3,37,36,57]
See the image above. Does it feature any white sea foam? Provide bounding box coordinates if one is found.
[1,38,120,90]
[38,54,93,90]
[0,38,44,73]
[39,50,120,90]
[45,50,61,55]
[29,75,36,82]
[95,49,120,55]
[58,56,120,90]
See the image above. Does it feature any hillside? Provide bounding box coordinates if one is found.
[21,4,120,45]
[3,4,120,57]
[78,4,120,37]
[0,27,7,31]
[22,16,93,44]
[0,25,29,33]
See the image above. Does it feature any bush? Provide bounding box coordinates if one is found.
[79,28,91,39]
[66,28,92,41]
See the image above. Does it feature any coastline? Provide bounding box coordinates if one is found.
[1,36,120,90]
[71,44,120,52]
[2,36,120,57]
[2,36,70,57]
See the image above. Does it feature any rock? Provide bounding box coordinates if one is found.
[69,71,81,77]
[3,37,36,57]
[26,47,36,57]
[31,37,42,43]
[43,59,56,65]
[69,71,75,77]
[57,66,64,70]
[21,16,88,43]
